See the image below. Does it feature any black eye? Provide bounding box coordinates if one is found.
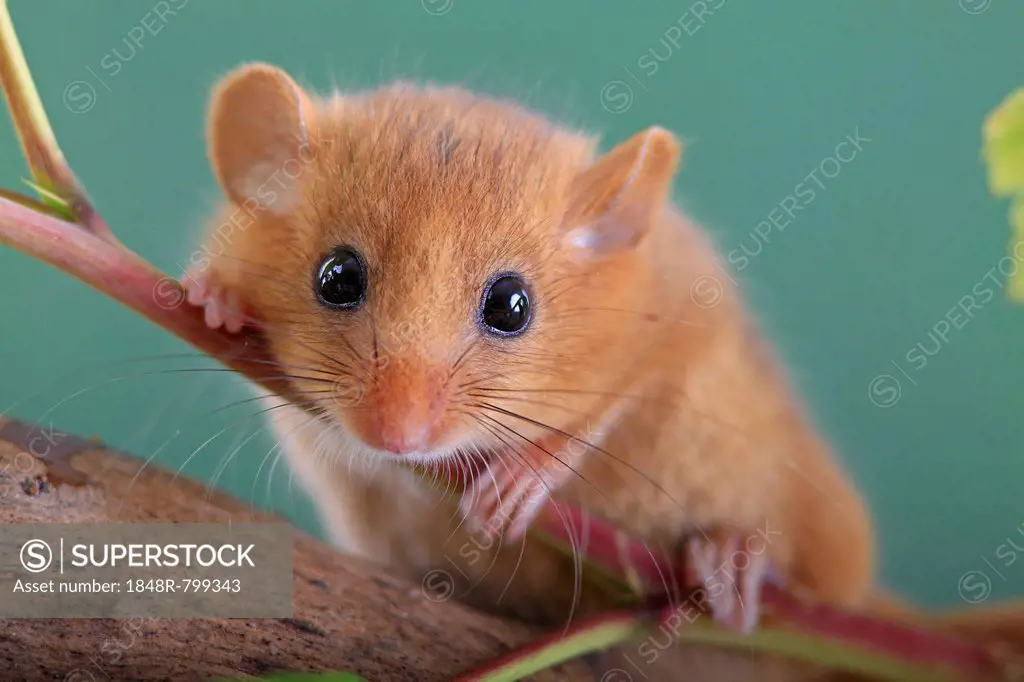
[315,247,366,309]
[480,274,531,336]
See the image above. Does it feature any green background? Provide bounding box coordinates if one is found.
[1,1,1022,609]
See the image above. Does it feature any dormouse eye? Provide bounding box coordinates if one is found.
[315,247,366,309]
[480,274,531,336]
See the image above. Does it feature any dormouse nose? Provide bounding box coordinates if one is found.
[379,419,431,455]
[358,359,445,455]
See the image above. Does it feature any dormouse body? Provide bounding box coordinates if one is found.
[184,63,875,631]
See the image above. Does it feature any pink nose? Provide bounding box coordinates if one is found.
[346,357,447,455]
[379,419,432,454]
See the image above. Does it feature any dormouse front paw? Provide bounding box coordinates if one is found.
[680,527,775,634]
[182,266,247,334]
[458,438,582,545]
[459,460,556,544]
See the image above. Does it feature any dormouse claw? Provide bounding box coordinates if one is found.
[682,529,771,634]
[182,267,246,334]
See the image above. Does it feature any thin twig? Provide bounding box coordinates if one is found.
[0,0,115,240]
[526,506,1010,681]
[0,195,308,409]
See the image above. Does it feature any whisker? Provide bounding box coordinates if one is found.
[167,400,303,490]
[275,328,361,377]
[453,372,515,395]
[466,392,588,417]
[471,386,676,410]
[474,415,585,629]
[474,401,683,509]
[450,339,481,377]
[474,412,606,517]
[250,403,323,509]
[471,418,536,607]
[474,406,679,605]
[205,420,269,501]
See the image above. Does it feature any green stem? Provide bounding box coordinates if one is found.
[454,612,650,682]
[0,0,113,238]
[453,596,995,682]
[0,186,68,220]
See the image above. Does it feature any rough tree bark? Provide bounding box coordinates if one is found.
[0,416,1019,682]
[0,416,602,682]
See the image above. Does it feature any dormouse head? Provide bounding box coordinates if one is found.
[207,63,681,466]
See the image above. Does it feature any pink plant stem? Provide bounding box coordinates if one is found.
[755,585,998,678]
[0,196,290,400]
[535,505,1007,680]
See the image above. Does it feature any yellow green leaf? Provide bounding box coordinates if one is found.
[983,87,1024,197]
[20,178,75,221]
[1009,197,1024,302]
[982,88,1024,302]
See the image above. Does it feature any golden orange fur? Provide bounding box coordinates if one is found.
[185,63,876,628]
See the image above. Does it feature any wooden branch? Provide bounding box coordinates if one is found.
[1,421,1023,682]
[0,416,600,682]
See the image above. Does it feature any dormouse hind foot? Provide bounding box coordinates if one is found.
[182,266,247,333]
[681,528,774,634]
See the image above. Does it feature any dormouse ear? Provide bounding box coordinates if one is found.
[207,63,318,216]
[562,126,681,257]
